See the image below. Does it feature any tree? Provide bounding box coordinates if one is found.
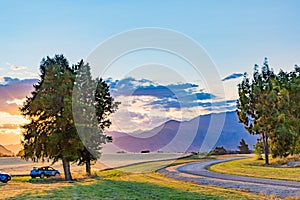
[269,66,300,157]
[20,55,78,180]
[72,61,118,175]
[238,58,300,163]
[238,139,250,154]
[209,146,227,155]
[237,58,275,165]
[253,139,263,160]
[21,55,119,179]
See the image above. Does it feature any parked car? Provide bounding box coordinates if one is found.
[30,166,60,179]
[0,171,11,183]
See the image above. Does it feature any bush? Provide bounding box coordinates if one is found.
[209,146,227,155]
[253,140,264,160]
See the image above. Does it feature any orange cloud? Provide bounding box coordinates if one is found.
[0,124,19,129]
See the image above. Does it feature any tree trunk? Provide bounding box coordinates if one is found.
[86,158,91,176]
[62,157,72,181]
[262,133,269,165]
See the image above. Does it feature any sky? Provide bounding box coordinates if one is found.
[0,0,300,145]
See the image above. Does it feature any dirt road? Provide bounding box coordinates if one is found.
[159,158,300,198]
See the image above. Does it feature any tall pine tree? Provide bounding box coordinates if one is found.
[20,55,78,180]
[73,60,118,175]
[237,58,275,165]
[238,58,300,162]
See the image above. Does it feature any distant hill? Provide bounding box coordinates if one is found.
[0,144,14,156]
[4,144,22,155]
[106,111,258,153]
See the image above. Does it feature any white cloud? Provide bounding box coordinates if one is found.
[6,62,27,70]
[105,77,237,132]
[0,111,28,126]
[6,98,26,106]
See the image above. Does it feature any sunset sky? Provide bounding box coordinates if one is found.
[1,0,300,145]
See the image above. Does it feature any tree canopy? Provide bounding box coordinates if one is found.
[238,139,250,154]
[20,55,118,179]
[72,60,118,175]
[237,58,300,165]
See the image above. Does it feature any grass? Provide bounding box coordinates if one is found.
[269,154,300,166]
[209,157,300,182]
[6,170,266,200]
[2,156,268,200]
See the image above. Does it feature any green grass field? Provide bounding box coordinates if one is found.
[209,157,300,182]
[4,157,268,200]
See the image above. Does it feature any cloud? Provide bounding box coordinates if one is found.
[222,73,244,81]
[0,124,19,129]
[105,77,235,132]
[6,98,27,106]
[6,62,27,71]
[109,77,209,99]
[0,77,38,114]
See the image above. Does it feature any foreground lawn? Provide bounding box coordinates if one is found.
[209,157,300,182]
[4,157,267,200]
[7,171,266,200]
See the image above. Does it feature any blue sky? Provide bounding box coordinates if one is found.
[1,0,299,78]
[0,1,300,144]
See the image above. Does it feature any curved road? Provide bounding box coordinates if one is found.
[158,158,300,198]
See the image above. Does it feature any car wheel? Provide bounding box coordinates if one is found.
[40,173,45,179]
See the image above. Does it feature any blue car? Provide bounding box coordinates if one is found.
[0,171,11,183]
[30,166,60,179]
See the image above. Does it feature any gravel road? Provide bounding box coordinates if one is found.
[158,158,300,198]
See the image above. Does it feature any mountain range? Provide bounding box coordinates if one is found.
[0,144,14,156]
[105,111,258,153]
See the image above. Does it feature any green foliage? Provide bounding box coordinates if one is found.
[237,58,274,165]
[20,55,119,179]
[238,139,251,154]
[72,60,119,175]
[237,58,300,163]
[209,146,227,155]
[268,67,300,157]
[20,55,78,180]
[253,140,263,160]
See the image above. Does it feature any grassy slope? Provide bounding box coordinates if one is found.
[209,157,300,182]
[5,157,266,200]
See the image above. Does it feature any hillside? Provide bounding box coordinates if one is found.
[0,144,14,156]
[4,144,22,155]
[106,111,258,153]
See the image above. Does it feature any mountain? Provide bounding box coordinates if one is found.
[4,144,22,155]
[106,111,258,153]
[0,144,14,156]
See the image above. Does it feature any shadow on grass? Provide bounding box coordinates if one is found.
[6,179,222,200]
[28,177,67,184]
[0,182,8,187]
